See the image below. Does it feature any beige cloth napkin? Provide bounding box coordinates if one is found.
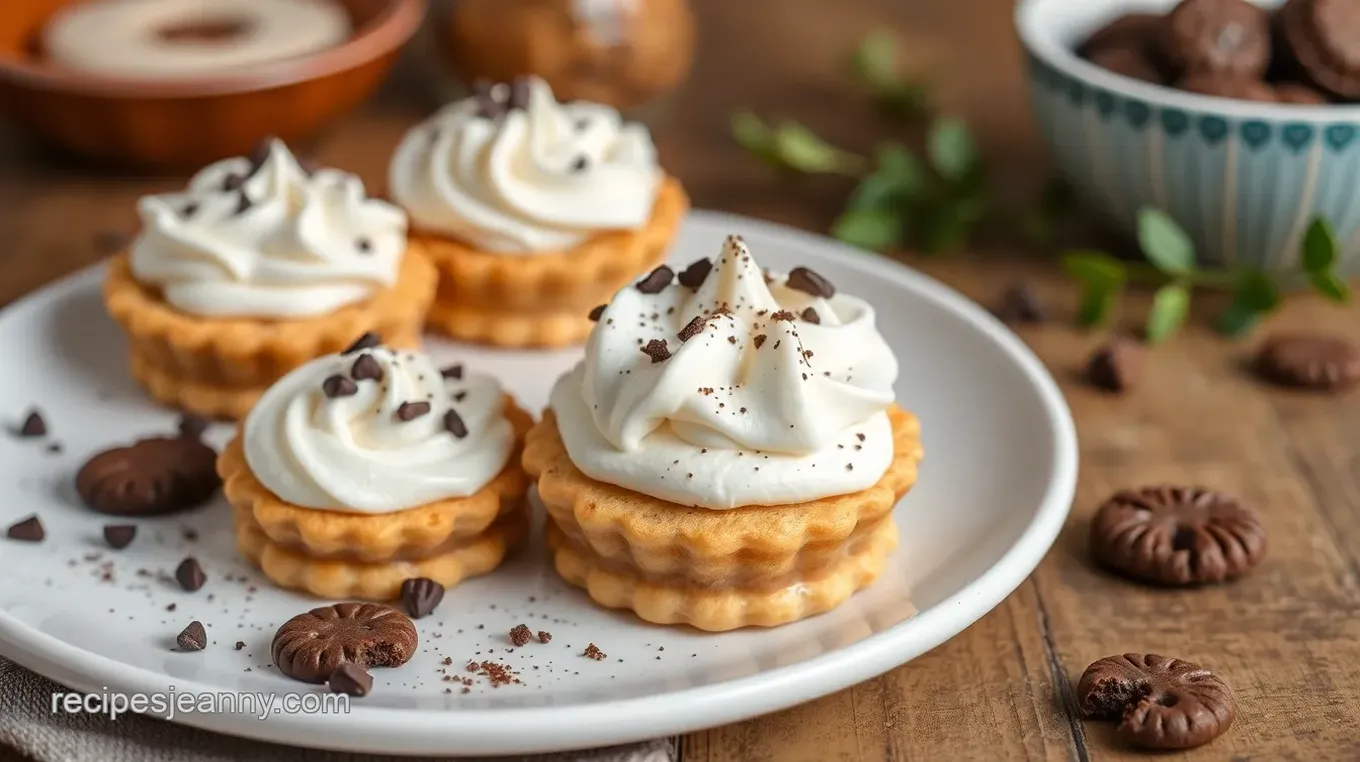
[0,658,675,762]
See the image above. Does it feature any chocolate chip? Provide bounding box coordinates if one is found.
[443,409,468,438]
[754,334,767,349]
[635,266,675,294]
[177,414,208,439]
[1086,339,1141,393]
[175,557,207,592]
[1254,332,1360,391]
[588,304,606,322]
[677,258,713,289]
[322,375,358,398]
[677,316,705,342]
[176,621,207,652]
[508,77,532,109]
[17,410,46,437]
[329,663,373,697]
[396,401,431,421]
[76,437,220,517]
[994,282,1048,324]
[5,515,43,542]
[770,310,796,322]
[786,267,835,298]
[453,391,468,402]
[355,237,372,253]
[440,364,463,380]
[234,190,253,215]
[800,307,821,324]
[181,202,199,218]
[1090,485,1265,586]
[1078,654,1236,750]
[641,339,671,363]
[509,624,532,647]
[350,354,384,382]
[570,156,589,172]
[342,332,382,355]
[103,524,136,550]
[272,603,417,683]
[221,173,245,191]
[400,577,445,619]
[235,641,246,651]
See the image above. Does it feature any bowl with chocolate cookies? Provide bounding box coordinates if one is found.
[1017,0,1360,273]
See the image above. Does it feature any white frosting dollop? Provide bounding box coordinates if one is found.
[130,139,408,319]
[549,235,899,510]
[243,342,515,513]
[388,76,662,253]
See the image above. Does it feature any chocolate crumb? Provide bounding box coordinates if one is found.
[351,354,384,382]
[443,409,468,438]
[166,603,177,612]
[537,631,552,644]
[727,336,737,345]
[235,641,246,651]
[678,258,713,289]
[440,364,464,380]
[635,266,675,294]
[176,621,207,652]
[355,237,373,254]
[17,410,46,438]
[510,624,532,647]
[641,339,672,363]
[771,310,796,322]
[328,663,373,697]
[103,524,136,550]
[396,401,432,421]
[588,304,606,322]
[583,643,607,661]
[174,557,206,592]
[856,433,866,442]
[786,267,836,298]
[9,515,48,542]
[800,307,821,324]
[678,316,705,342]
[754,334,767,349]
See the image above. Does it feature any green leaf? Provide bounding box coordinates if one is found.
[850,30,898,90]
[731,111,772,153]
[1302,217,1338,273]
[1063,249,1127,288]
[1309,270,1351,303]
[846,144,925,212]
[771,122,863,175]
[1077,281,1120,327]
[917,202,975,254]
[879,83,932,120]
[1136,207,1195,275]
[1145,283,1190,344]
[875,142,919,178]
[832,209,902,253]
[1214,303,1261,338]
[926,117,979,182]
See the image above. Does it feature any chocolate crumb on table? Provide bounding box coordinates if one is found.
[176,621,207,652]
[509,624,532,647]
[582,643,607,661]
[6,515,45,542]
[16,409,47,438]
[537,630,552,644]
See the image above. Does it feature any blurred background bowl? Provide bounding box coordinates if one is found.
[1016,0,1360,274]
[0,0,424,170]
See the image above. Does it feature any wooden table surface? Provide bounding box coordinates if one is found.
[4,0,1360,759]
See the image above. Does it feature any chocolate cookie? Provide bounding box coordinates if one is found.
[1274,82,1330,103]
[1090,485,1266,585]
[1177,72,1278,101]
[76,434,219,516]
[1280,0,1360,98]
[1089,46,1167,84]
[272,603,417,684]
[1081,13,1166,57]
[1255,331,1360,390]
[1078,653,1236,750]
[1163,0,1272,79]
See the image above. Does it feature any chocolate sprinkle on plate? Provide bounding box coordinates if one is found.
[235,641,246,651]
[175,557,207,592]
[355,237,372,253]
[329,663,373,697]
[17,410,46,438]
[570,156,589,172]
[351,354,384,382]
[443,409,468,438]
[103,524,136,549]
[641,339,672,363]
[342,332,382,355]
[176,621,207,652]
[588,304,606,322]
[510,624,532,647]
[786,267,836,298]
[678,258,713,289]
[322,375,358,398]
[440,364,463,380]
[1078,653,1236,750]
[5,515,44,542]
[396,401,431,421]
[800,307,820,324]
[400,577,445,619]
[770,310,796,322]
[635,266,675,294]
[677,316,705,342]
[754,334,767,349]
[538,631,552,643]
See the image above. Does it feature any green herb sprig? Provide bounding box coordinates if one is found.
[848,29,931,120]
[1064,209,1351,343]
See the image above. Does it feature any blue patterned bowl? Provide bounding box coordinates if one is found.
[1017,0,1360,274]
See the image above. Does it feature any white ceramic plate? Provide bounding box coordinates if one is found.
[0,211,1077,756]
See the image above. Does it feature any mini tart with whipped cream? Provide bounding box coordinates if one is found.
[523,236,924,631]
[219,335,531,600]
[387,76,688,348]
[105,139,437,420]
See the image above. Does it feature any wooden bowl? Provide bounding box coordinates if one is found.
[0,0,425,170]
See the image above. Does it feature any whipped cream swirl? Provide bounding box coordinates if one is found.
[388,76,662,253]
[244,338,515,513]
[131,139,408,319]
[549,235,899,509]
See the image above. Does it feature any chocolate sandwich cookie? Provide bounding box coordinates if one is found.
[1089,45,1167,84]
[1081,12,1170,84]
[1279,0,1360,98]
[1163,0,1272,79]
[1177,72,1279,101]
